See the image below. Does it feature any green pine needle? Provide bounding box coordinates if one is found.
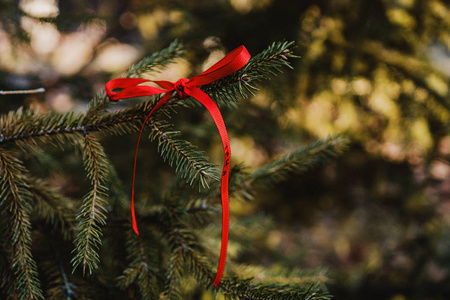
[124,39,185,78]
[71,134,109,275]
[149,119,220,189]
[28,178,74,240]
[0,151,44,300]
[117,232,159,300]
[250,136,350,187]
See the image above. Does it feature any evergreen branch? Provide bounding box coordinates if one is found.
[0,99,158,146]
[27,178,75,240]
[71,134,109,275]
[235,265,328,287]
[245,41,297,82]
[117,233,158,300]
[89,99,165,137]
[182,199,218,228]
[124,39,185,78]
[84,90,110,124]
[105,162,130,212]
[0,97,175,149]
[203,41,297,106]
[0,41,296,148]
[200,164,254,203]
[219,278,331,300]
[0,151,44,300]
[15,142,60,175]
[85,41,185,121]
[88,102,222,188]
[185,249,331,300]
[161,248,184,300]
[149,119,220,188]
[0,106,85,147]
[250,136,350,187]
[161,225,207,300]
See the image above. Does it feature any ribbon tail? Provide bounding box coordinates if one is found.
[188,87,230,287]
[131,92,174,235]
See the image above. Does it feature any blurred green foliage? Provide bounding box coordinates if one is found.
[1,0,449,299]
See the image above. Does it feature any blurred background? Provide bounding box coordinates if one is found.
[1,0,449,299]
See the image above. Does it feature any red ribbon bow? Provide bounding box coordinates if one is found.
[105,45,251,287]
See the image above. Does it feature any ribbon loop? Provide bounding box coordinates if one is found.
[105,45,251,287]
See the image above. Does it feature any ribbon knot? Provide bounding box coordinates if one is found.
[105,45,251,287]
[174,78,189,99]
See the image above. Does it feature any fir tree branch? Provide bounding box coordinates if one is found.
[148,119,220,188]
[201,41,297,107]
[160,225,206,300]
[71,134,109,275]
[0,41,297,149]
[83,90,110,125]
[83,41,185,123]
[235,265,328,287]
[0,150,44,300]
[219,278,331,300]
[124,39,185,78]
[161,248,184,300]
[249,136,350,187]
[185,249,331,300]
[0,106,85,147]
[27,178,75,240]
[84,40,185,123]
[117,233,158,300]
[245,41,297,81]
[0,41,297,147]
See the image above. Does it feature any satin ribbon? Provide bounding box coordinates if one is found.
[105,45,251,287]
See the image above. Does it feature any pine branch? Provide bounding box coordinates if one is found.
[16,142,60,175]
[87,101,221,189]
[200,41,298,107]
[245,41,297,82]
[0,106,85,148]
[84,90,110,125]
[0,41,297,147]
[149,119,220,188]
[184,249,331,300]
[71,134,109,275]
[117,233,158,300]
[219,278,331,300]
[161,248,184,300]
[235,265,328,287]
[84,40,185,122]
[124,39,185,78]
[27,178,75,240]
[250,136,350,187]
[0,150,44,300]
[150,203,211,299]
[105,162,130,212]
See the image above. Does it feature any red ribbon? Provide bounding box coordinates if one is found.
[105,45,251,287]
